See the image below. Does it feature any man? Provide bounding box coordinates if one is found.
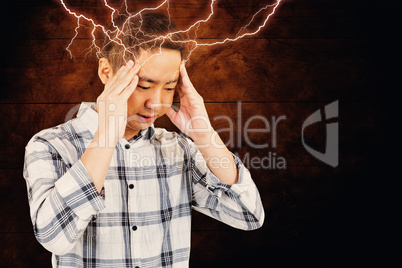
[23,12,264,267]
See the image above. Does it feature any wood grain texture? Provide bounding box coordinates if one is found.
[5,0,374,41]
[1,38,377,103]
[1,0,401,267]
[0,101,385,169]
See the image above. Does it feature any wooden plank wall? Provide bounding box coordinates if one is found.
[1,0,401,267]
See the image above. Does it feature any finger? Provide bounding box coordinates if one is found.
[129,61,141,76]
[111,60,134,83]
[108,64,126,85]
[118,62,141,91]
[178,64,200,98]
[165,106,177,121]
[112,61,141,94]
[179,63,193,87]
[175,81,186,98]
[120,75,138,99]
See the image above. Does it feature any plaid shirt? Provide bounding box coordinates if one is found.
[23,102,264,268]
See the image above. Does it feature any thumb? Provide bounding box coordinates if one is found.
[165,106,177,121]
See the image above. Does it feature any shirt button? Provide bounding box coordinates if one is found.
[132,225,137,231]
[129,184,134,189]
[125,144,130,149]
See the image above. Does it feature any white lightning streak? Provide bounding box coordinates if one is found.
[59,0,282,61]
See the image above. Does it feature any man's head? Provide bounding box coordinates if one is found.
[98,12,185,136]
[102,12,185,73]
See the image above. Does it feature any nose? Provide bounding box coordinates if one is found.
[144,88,163,110]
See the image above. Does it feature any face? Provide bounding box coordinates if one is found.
[99,48,182,138]
[126,49,181,135]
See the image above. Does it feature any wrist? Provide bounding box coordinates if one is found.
[91,130,119,149]
[191,130,215,146]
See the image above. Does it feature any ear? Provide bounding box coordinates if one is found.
[98,58,114,85]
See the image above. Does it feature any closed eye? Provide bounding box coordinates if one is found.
[165,88,175,91]
[137,85,150,90]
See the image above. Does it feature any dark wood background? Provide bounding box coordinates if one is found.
[1,0,401,267]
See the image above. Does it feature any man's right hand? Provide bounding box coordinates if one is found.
[96,60,140,147]
[81,59,140,193]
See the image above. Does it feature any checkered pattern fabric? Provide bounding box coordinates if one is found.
[23,102,264,268]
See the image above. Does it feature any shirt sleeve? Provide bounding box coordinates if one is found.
[187,138,265,230]
[23,135,105,255]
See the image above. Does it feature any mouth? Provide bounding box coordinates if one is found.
[136,113,156,123]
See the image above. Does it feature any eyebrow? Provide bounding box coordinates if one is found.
[138,75,179,85]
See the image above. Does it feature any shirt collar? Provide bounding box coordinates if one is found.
[76,102,155,142]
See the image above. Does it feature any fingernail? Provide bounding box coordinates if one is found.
[127,60,134,68]
[119,65,125,71]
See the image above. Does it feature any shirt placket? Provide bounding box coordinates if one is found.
[122,139,142,268]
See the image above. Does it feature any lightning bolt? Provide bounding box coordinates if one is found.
[59,0,282,63]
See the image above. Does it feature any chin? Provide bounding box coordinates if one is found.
[127,120,153,130]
